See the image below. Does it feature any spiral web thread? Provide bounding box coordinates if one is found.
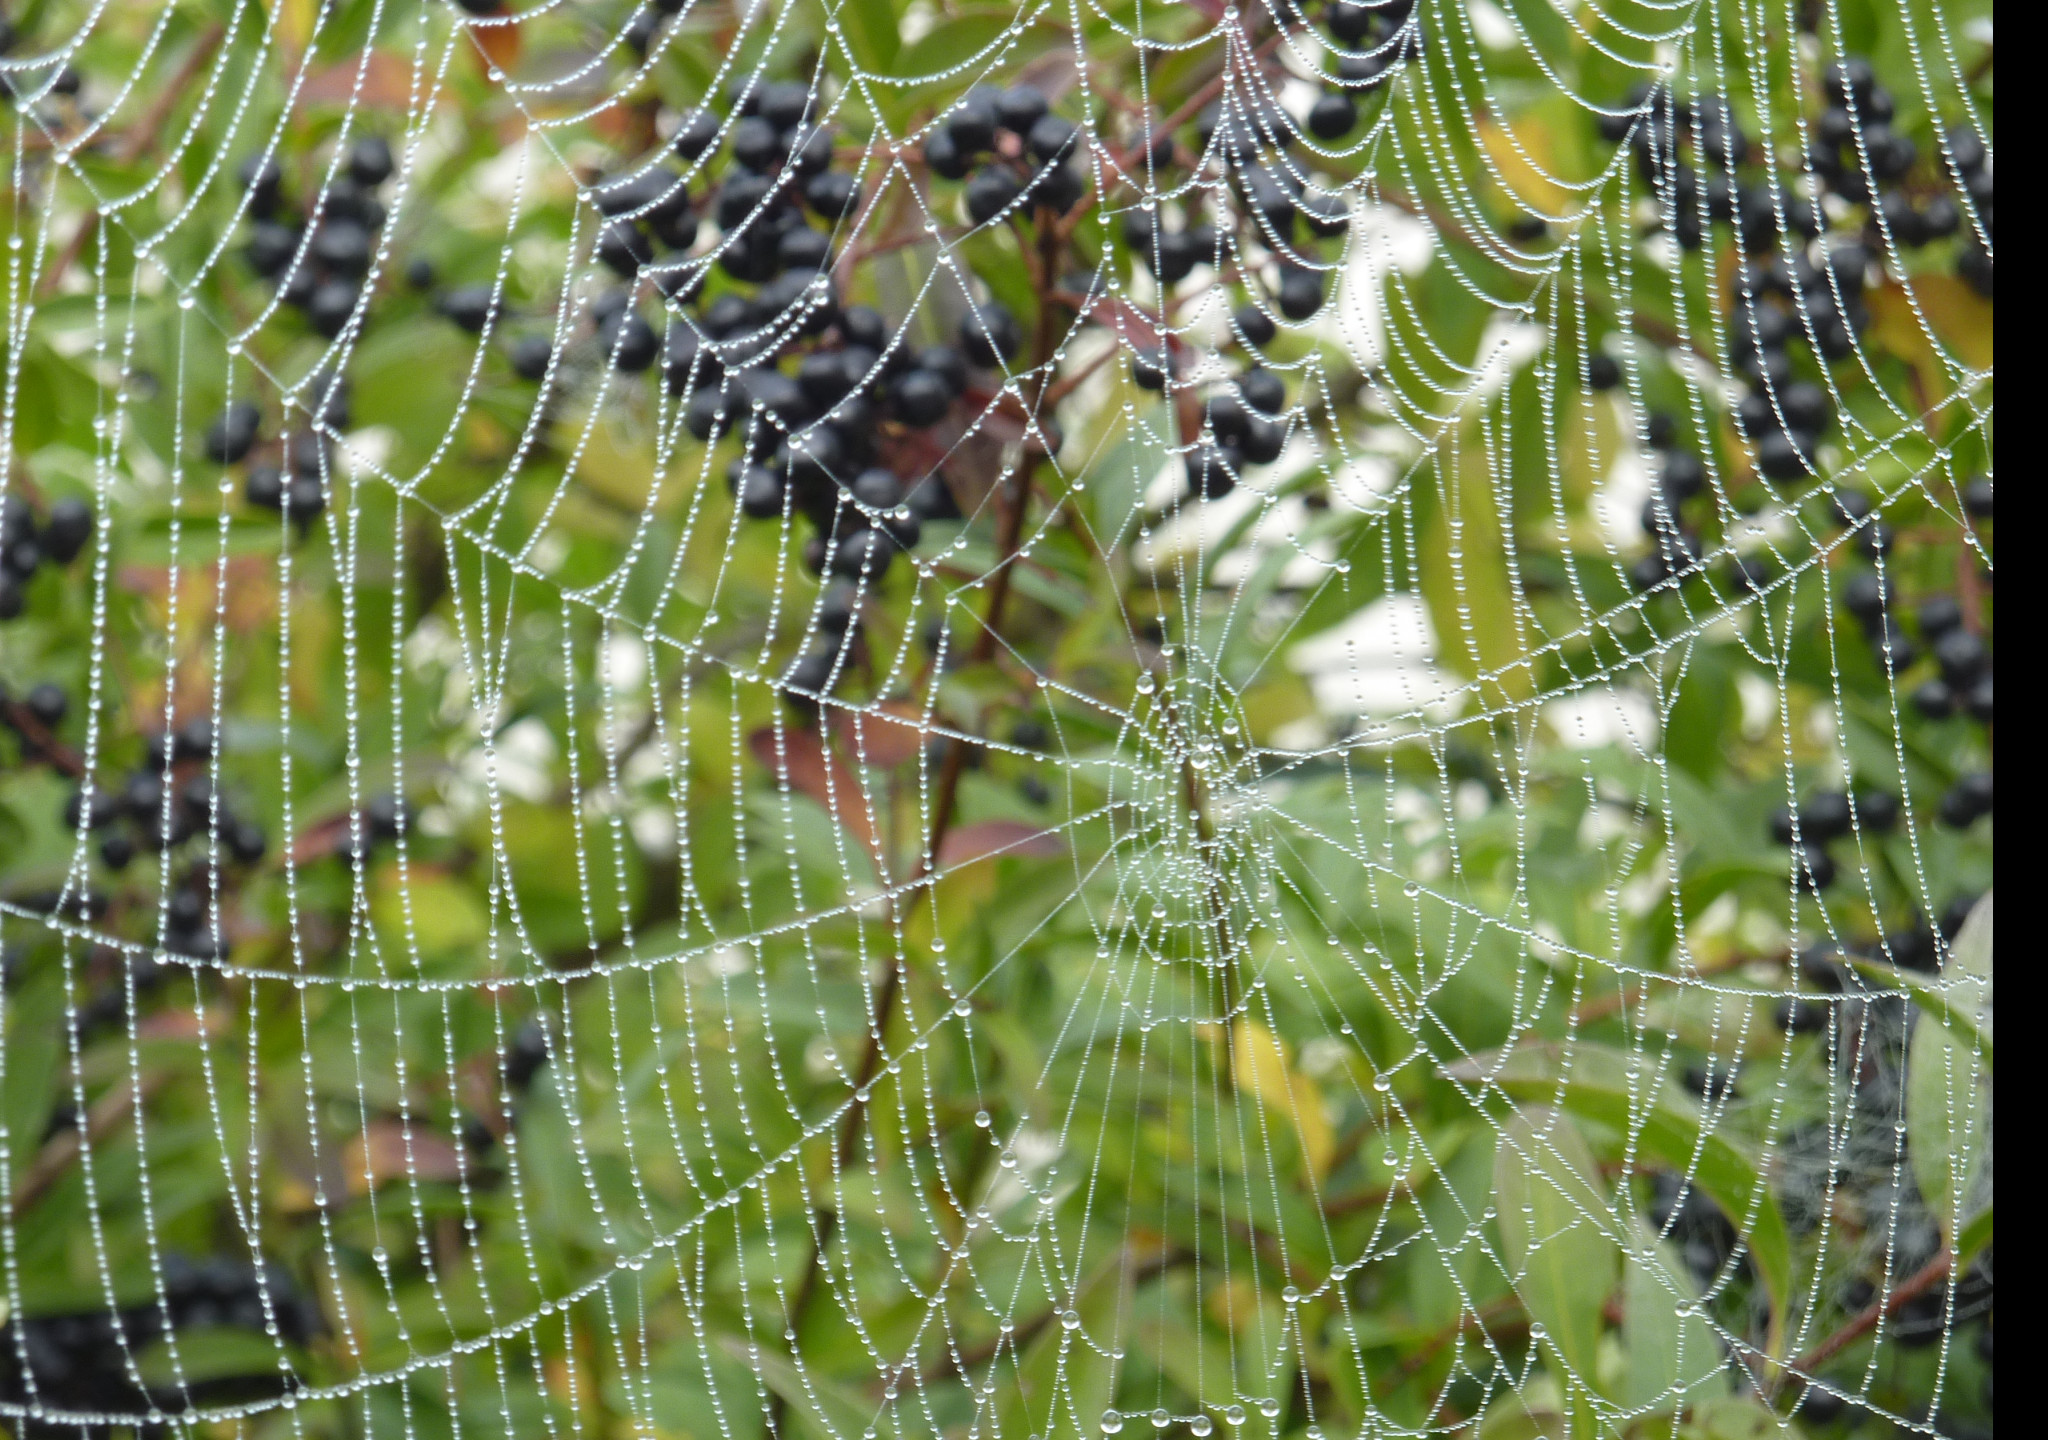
[0,0,1992,1435]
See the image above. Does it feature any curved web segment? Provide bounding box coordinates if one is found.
[0,0,1991,1436]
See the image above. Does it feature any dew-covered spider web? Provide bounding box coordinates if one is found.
[0,0,1992,1435]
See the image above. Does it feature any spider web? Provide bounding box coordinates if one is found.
[0,0,1992,1436]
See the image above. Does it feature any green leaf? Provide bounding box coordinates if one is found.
[838,0,902,79]
[1677,1395,1784,1440]
[995,1253,1122,1439]
[1448,1041,1795,1357]
[895,6,1031,79]
[722,1337,876,1439]
[1953,1204,1993,1273]
[1620,1217,1727,1414]
[1905,892,1992,1251]
[1493,1106,1618,1394]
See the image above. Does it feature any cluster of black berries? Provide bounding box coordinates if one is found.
[1899,593,1994,725]
[64,720,268,875]
[1601,86,1811,254]
[239,134,396,340]
[1306,0,1415,137]
[427,75,992,721]
[1180,365,1292,501]
[1765,786,1899,891]
[926,83,1086,224]
[1626,411,1721,592]
[1838,553,1995,754]
[205,372,352,525]
[0,1256,319,1427]
[435,94,841,374]
[1724,246,1862,487]
[0,491,93,618]
[1806,59,1991,295]
[1776,901,1980,1033]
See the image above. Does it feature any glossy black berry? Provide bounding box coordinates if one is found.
[1661,450,1706,500]
[1964,676,1992,723]
[1308,93,1358,140]
[596,221,653,276]
[758,81,812,132]
[729,115,780,172]
[805,170,859,219]
[959,302,1021,367]
[286,474,327,522]
[1131,348,1167,390]
[1328,0,1376,44]
[1026,114,1078,164]
[1237,367,1285,415]
[1239,415,1285,465]
[965,167,1021,224]
[100,832,135,870]
[204,403,263,465]
[1932,628,1987,687]
[1794,843,1836,892]
[831,528,894,581]
[850,468,902,511]
[1839,572,1892,623]
[601,314,659,372]
[42,497,91,564]
[306,279,360,338]
[1186,445,1237,500]
[1755,428,1812,480]
[1798,790,1852,842]
[996,85,1048,134]
[945,95,998,154]
[246,221,300,278]
[1275,266,1324,320]
[736,466,785,519]
[21,683,64,730]
[1221,306,1271,353]
[1852,790,1898,832]
[346,135,393,187]
[238,153,283,217]
[1585,352,1620,390]
[245,463,284,510]
[439,286,498,333]
[671,107,721,160]
[1909,677,1953,719]
[1961,476,1991,519]
[1938,772,1992,827]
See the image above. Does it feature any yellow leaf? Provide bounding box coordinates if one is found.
[1419,430,1536,708]
[1865,282,1954,410]
[1913,272,1993,371]
[267,0,316,57]
[1232,1020,1334,1177]
[1476,117,1571,214]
